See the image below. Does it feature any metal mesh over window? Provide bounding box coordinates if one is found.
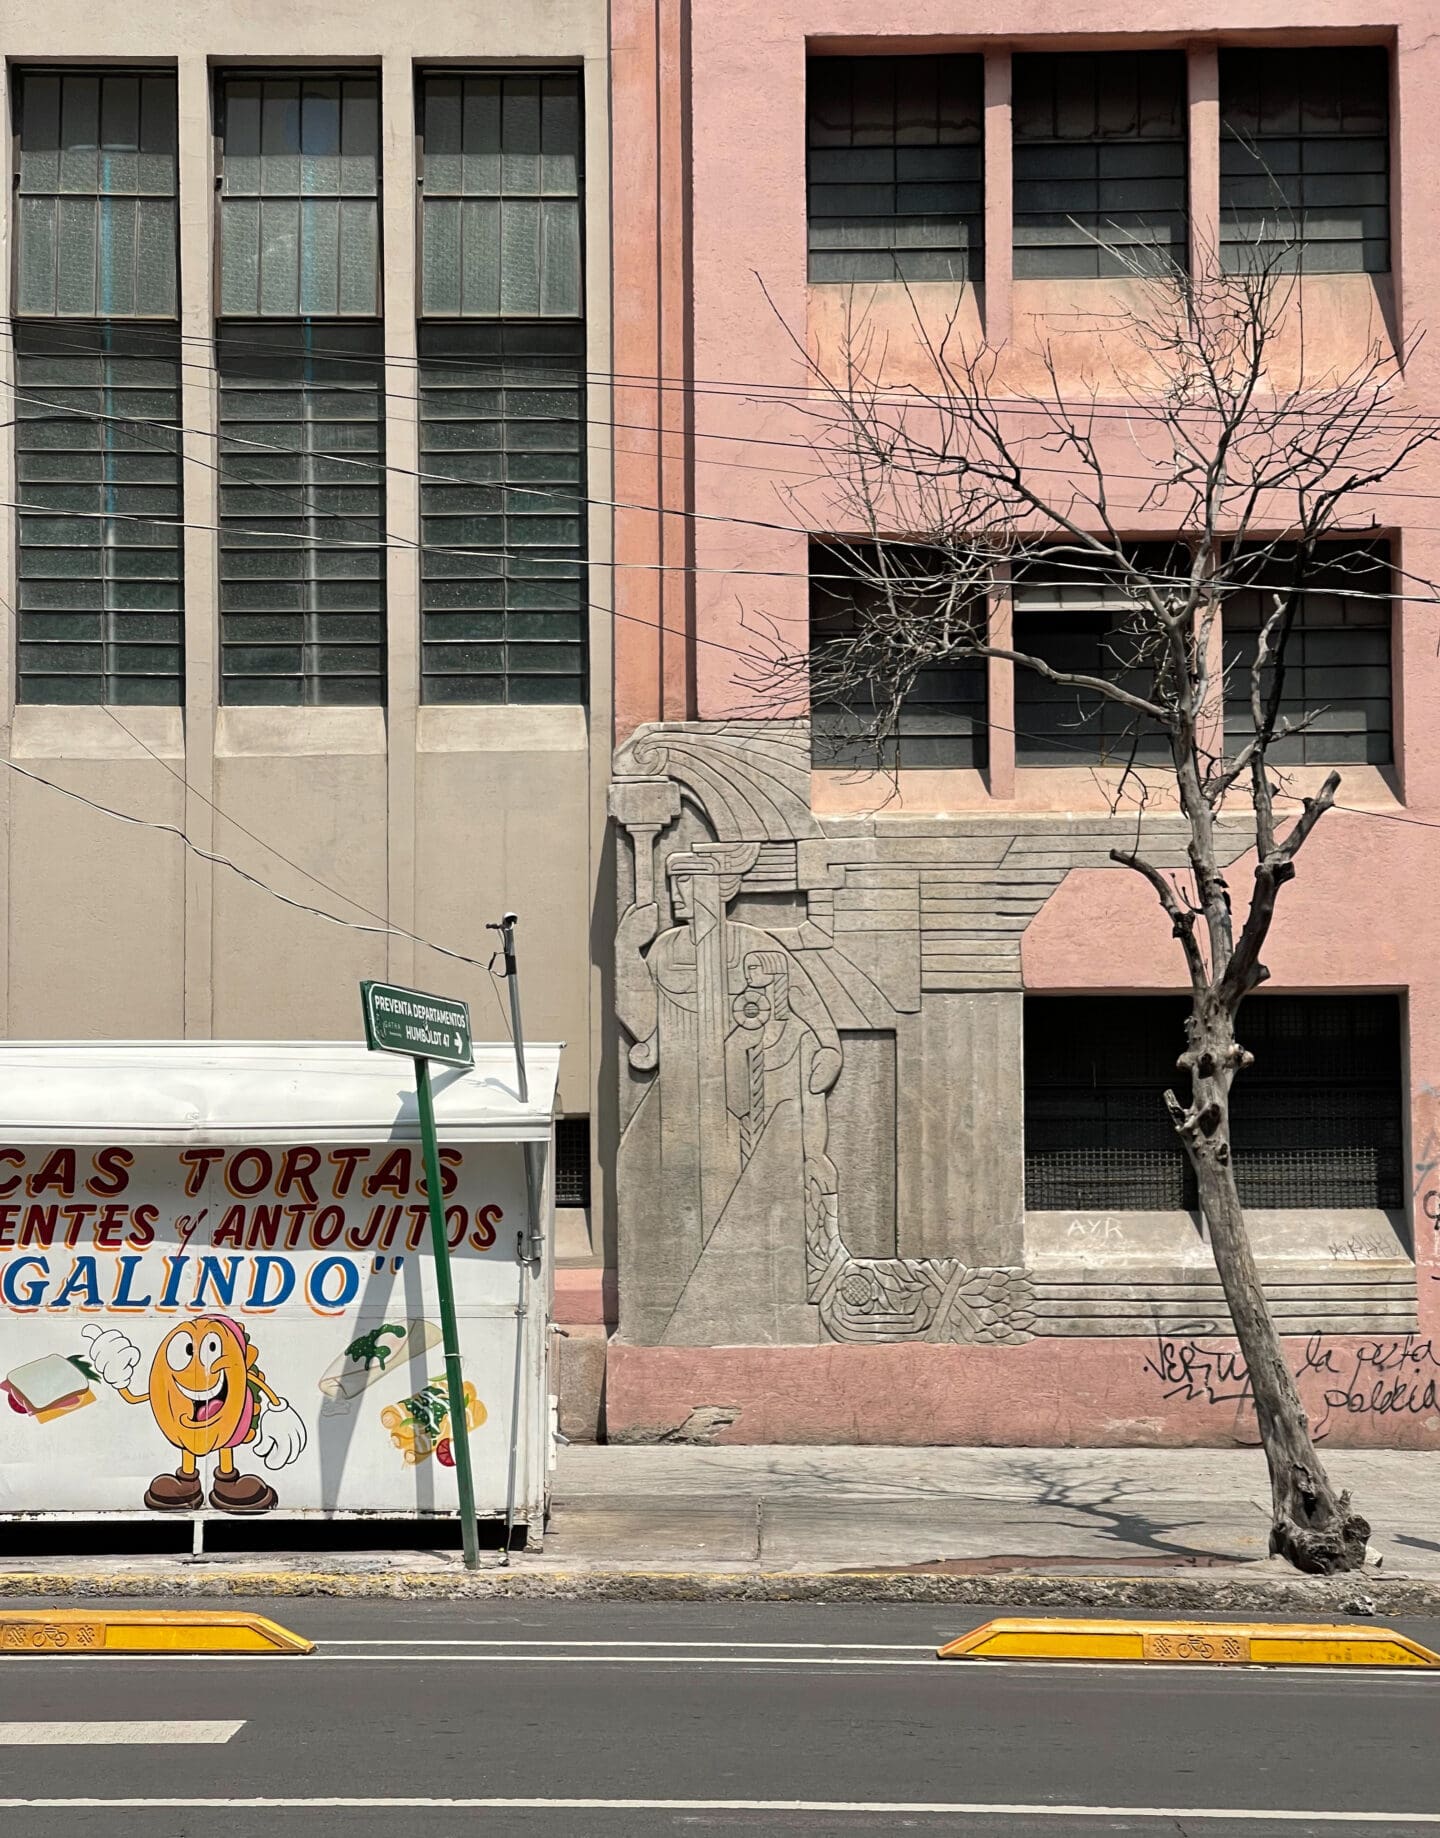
[218,74,381,317]
[419,322,585,704]
[555,1116,591,1209]
[1024,994,1404,1211]
[218,323,386,705]
[1220,48,1389,274]
[15,71,178,319]
[809,544,988,768]
[1012,545,1184,765]
[1222,542,1392,766]
[419,73,583,318]
[807,57,984,283]
[1012,52,1188,279]
[16,324,183,705]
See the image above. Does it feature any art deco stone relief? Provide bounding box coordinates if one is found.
[610,721,1418,1348]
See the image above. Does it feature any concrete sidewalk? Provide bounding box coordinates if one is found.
[2,1443,1437,1606]
[542,1443,1440,1576]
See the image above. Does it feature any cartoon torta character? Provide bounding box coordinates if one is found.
[81,1317,306,1513]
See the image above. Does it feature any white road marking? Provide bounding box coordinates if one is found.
[0,1722,244,1746]
[322,1638,928,1650]
[0,1797,1435,1823]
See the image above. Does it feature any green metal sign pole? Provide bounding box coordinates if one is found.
[413,1055,481,1571]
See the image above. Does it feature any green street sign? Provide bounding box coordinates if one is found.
[361,981,473,1069]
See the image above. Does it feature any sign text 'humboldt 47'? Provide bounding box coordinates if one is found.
[361,981,473,1069]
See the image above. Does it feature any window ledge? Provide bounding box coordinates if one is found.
[1025,1206,1410,1265]
[10,705,183,762]
[215,707,387,758]
[416,703,588,753]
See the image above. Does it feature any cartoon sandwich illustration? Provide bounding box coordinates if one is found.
[3,1353,96,1425]
[81,1317,306,1514]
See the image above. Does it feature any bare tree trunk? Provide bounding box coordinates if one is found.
[1178,999,1371,1574]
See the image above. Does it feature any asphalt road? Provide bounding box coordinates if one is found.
[1,1598,1437,1837]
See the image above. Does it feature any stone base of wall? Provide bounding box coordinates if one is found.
[604,1337,1440,1449]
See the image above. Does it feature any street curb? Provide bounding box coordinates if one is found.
[2,1568,1438,1611]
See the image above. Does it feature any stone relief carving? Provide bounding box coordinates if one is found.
[610,720,1419,1348]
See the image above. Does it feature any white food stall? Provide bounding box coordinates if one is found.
[0,1041,558,1550]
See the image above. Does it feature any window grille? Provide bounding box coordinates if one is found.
[1222,542,1392,765]
[555,1116,591,1209]
[217,74,381,317]
[807,57,984,283]
[16,323,183,705]
[217,323,386,705]
[15,70,178,319]
[419,323,585,704]
[1012,52,1187,279]
[1024,994,1403,1211]
[419,72,583,318]
[1011,545,1184,765]
[1219,48,1389,273]
[809,544,988,768]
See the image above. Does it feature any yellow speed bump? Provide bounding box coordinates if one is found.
[0,1608,314,1657]
[937,1617,1440,1668]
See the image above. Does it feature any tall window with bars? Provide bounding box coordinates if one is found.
[809,544,988,769]
[1011,52,1188,279]
[1011,546,1182,765]
[215,74,386,705]
[1222,543,1393,766]
[13,70,183,706]
[1219,48,1390,274]
[1024,995,1404,1212]
[806,57,984,284]
[416,72,587,705]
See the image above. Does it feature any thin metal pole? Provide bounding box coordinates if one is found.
[414,1055,481,1571]
[489,913,546,1562]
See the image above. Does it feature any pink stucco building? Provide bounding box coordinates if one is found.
[581,3,1440,1448]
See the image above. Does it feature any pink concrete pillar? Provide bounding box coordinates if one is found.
[983,51,1012,347]
[988,565,1016,798]
[1188,45,1220,280]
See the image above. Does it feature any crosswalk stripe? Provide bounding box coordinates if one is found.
[0,1722,244,1746]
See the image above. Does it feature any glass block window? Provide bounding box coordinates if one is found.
[1220,48,1389,273]
[218,323,386,705]
[420,72,583,318]
[807,57,984,283]
[15,70,178,319]
[218,74,381,317]
[809,544,988,768]
[1012,53,1188,279]
[1012,545,1183,765]
[1223,542,1392,765]
[15,324,183,705]
[1024,994,1403,1211]
[555,1116,591,1209]
[419,322,585,704]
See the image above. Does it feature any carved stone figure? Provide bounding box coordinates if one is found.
[609,720,1418,1349]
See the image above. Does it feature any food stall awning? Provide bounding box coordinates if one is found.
[0,1041,562,1145]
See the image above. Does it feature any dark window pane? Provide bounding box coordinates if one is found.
[17,70,178,318]
[809,542,988,769]
[1024,994,1403,1210]
[218,74,380,317]
[1222,540,1392,765]
[419,321,586,704]
[218,321,387,704]
[420,72,583,318]
[1220,49,1389,273]
[15,323,183,704]
[1012,52,1188,280]
[807,57,984,284]
[1012,543,1184,764]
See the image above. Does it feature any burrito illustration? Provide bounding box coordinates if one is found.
[318,1319,442,1405]
[3,1353,96,1425]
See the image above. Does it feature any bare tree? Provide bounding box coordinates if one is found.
[746,241,1436,1573]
